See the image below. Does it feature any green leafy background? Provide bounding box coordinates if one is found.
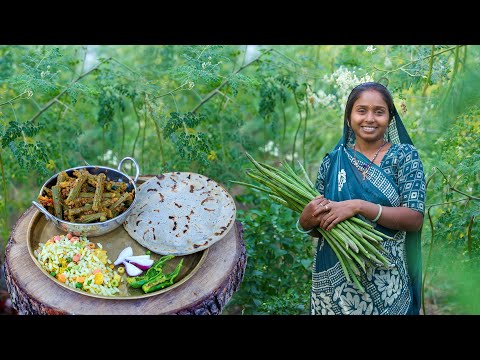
[0,45,478,314]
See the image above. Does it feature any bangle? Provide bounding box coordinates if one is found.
[296,219,313,234]
[372,204,383,223]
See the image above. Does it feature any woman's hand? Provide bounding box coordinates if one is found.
[299,195,331,232]
[316,199,359,231]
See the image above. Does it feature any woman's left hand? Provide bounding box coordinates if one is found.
[315,199,358,231]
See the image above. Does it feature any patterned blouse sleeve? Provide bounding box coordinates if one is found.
[397,144,426,214]
[314,154,331,196]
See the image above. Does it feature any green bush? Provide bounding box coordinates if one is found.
[225,191,314,314]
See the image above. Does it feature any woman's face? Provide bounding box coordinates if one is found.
[349,90,390,144]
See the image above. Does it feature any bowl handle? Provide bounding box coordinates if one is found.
[32,201,59,226]
[118,157,140,183]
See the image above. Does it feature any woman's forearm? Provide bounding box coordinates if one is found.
[353,199,424,232]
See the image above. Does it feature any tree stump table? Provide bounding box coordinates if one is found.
[4,205,246,315]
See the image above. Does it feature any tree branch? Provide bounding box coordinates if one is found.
[422,45,435,96]
[153,83,187,100]
[374,45,463,76]
[28,57,111,123]
[110,57,142,77]
[191,49,273,114]
[434,166,480,201]
[0,89,32,108]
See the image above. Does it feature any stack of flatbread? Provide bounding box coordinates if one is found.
[124,172,236,255]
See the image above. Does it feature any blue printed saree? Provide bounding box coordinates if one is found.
[311,111,426,315]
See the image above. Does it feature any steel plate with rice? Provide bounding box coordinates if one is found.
[123,172,236,255]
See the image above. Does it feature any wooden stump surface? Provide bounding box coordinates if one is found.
[4,205,246,315]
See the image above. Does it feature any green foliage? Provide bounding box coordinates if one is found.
[172,45,228,86]
[257,286,311,315]
[8,47,66,96]
[164,112,203,136]
[1,120,39,146]
[0,44,478,314]
[8,140,48,175]
[420,54,480,313]
[174,132,210,165]
[1,120,48,175]
[225,191,314,315]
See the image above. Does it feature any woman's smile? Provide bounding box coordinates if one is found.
[360,126,378,133]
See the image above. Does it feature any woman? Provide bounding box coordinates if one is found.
[299,82,426,315]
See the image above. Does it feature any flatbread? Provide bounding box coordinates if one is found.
[123,172,236,255]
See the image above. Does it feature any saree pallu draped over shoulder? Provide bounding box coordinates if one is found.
[311,143,422,315]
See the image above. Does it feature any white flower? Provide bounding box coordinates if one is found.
[304,87,337,109]
[366,45,377,53]
[285,152,298,162]
[259,140,279,157]
[99,149,118,166]
[322,66,374,109]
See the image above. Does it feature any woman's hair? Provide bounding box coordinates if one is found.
[344,82,395,126]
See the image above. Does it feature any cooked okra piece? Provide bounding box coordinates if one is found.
[109,192,133,211]
[72,169,87,178]
[106,181,128,192]
[58,181,71,189]
[68,196,93,208]
[101,199,115,208]
[62,204,74,221]
[61,203,69,213]
[78,212,107,223]
[86,173,99,187]
[51,185,63,220]
[56,171,69,185]
[68,203,93,216]
[92,173,106,211]
[79,192,114,198]
[65,173,88,204]
[102,208,111,219]
[70,199,114,214]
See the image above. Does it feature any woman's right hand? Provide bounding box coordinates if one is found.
[299,195,331,233]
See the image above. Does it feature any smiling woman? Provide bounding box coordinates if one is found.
[299,82,426,315]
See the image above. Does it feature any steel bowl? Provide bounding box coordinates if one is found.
[32,157,140,237]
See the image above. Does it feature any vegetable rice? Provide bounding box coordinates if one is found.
[34,234,122,296]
